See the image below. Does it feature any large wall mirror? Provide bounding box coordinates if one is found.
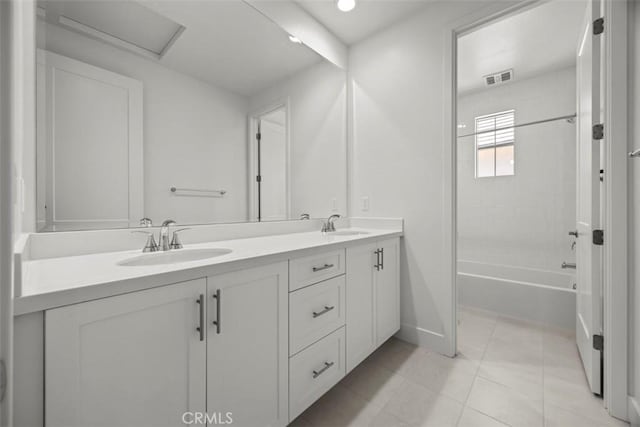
[35,0,347,232]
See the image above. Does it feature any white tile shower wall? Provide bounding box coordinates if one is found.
[348,1,499,354]
[457,67,577,274]
[249,61,348,220]
[36,21,250,227]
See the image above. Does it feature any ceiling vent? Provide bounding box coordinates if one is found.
[483,69,514,87]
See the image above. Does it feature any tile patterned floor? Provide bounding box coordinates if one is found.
[291,306,629,427]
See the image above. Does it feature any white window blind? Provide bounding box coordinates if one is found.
[475,110,515,177]
[476,110,515,147]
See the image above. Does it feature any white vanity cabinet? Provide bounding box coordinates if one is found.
[44,263,289,427]
[45,278,207,427]
[206,262,289,427]
[39,236,401,427]
[288,250,348,421]
[346,237,400,372]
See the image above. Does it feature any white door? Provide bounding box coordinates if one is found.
[375,238,401,344]
[575,0,603,395]
[345,243,377,372]
[45,279,207,427]
[207,262,288,427]
[259,117,288,221]
[36,49,143,231]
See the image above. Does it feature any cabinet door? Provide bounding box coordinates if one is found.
[375,238,401,344]
[207,262,288,427]
[345,243,377,372]
[45,279,207,427]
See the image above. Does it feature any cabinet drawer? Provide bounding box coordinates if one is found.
[289,327,346,422]
[289,249,345,291]
[290,276,345,355]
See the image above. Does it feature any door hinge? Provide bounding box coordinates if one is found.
[599,169,604,182]
[593,334,604,351]
[593,17,604,35]
[256,175,262,183]
[256,132,261,140]
[593,124,604,140]
[593,229,604,245]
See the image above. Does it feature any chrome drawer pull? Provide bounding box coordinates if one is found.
[212,289,221,334]
[312,361,334,379]
[312,305,335,318]
[196,294,205,342]
[312,263,334,272]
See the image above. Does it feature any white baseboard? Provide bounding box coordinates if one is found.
[629,396,640,427]
[396,323,452,356]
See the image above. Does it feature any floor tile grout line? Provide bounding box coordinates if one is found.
[455,313,496,427]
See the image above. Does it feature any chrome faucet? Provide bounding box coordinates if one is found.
[139,217,153,227]
[159,219,177,251]
[321,214,341,233]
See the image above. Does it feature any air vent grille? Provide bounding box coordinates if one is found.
[484,69,514,87]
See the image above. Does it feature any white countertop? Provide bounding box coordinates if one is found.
[15,227,402,315]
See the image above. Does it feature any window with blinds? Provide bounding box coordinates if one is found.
[475,110,515,177]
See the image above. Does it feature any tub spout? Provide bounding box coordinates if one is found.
[561,262,576,269]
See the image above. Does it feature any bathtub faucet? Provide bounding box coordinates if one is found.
[561,262,576,269]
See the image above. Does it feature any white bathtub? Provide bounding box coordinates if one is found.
[457,260,576,331]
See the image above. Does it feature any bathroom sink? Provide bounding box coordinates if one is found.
[118,248,232,267]
[329,230,370,237]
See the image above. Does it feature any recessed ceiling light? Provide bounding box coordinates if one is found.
[337,0,356,12]
[288,35,302,44]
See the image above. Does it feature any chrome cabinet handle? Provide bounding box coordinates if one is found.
[312,361,334,379]
[312,305,335,318]
[381,248,384,270]
[196,294,205,341]
[374,249,381,271]
[312,263,334,272]
[212,289,221,334]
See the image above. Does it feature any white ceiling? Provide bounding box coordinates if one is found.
[457,1,585,95]
[40,0,324,97]
[295,0,431,45]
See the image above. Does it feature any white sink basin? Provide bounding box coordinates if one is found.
[328,230,370,237]
[118,248,232,267]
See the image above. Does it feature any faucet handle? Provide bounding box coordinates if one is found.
[132,231,159,252]
[170,228,191,250]
[139,217,153,227]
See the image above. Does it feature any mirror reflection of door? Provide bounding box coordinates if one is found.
[256,107,288,222]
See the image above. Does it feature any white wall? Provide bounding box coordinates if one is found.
[457,67,577,274]
[250,61,347,220]
[348,1,497,353]
[14,1,36,237]
[37,21,250,227]
[629,0,640,421]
